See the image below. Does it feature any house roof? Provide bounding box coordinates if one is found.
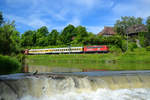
[127,24,148,34]
[98,26,116,35]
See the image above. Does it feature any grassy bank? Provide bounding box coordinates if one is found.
[27,48,150,70]
[0,55,22,74]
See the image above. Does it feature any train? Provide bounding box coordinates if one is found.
[24,45,109,55]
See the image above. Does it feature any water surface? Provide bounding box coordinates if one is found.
[1,71,150,100]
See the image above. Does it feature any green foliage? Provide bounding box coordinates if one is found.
[83,32,98,45]
[114,16,143,35]
[0,12,4,26]
[138,32,147,47]
[145,32,150,46]
[21,30,35,46]
[36,26,49,46]
[60,24,75,45]
[145,16,150,46]
[0,55,21,75]
[16,53,26,64]
[146,16,150,32]
[0,12,25,74]
[0,21,20,55]
[48,29,59,45]
[109,45,122,53]
[146,46,150,51]
[72,26,88,44]
[128,42,137,51]
[120,40,127,52]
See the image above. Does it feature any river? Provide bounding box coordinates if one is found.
[0,71,150,100]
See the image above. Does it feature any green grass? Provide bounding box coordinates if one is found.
[26,48,150,71]
[0,55,22,74]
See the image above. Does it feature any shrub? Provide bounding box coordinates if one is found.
[121,40,127,52]
[16,53,26,64]
[0,55,21,75]
[146,46,150,51]
[128,42,137,52]
[109,45,122,53]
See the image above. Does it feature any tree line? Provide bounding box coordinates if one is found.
[1,11,150,56]
[18,16,150,52]
[1,11,150,74]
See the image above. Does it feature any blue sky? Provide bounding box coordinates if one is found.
[0,0,150,34]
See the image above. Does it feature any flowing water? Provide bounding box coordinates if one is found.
[0,71,150,100]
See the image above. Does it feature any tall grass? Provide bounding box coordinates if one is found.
[0,55,22,75]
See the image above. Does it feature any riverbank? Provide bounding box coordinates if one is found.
[26,48,150,70]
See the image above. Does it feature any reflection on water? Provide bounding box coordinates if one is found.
[25,58,150,73]
[24,65,107,73]
[29,66,82,73]
[24,65,82,73]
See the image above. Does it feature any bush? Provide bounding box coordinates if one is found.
[109,45,122,53]
[0,55,21,75]
[128,42,137,52]
[121,40,127,52]
[146,46,150,51]
[16,53,26,64]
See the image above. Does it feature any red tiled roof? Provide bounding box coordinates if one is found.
[98,26,116,35]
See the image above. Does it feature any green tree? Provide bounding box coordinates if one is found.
[146,16,150,32]
[36,26,49,46]
[60,24,75,44]
[21,30,35,47]
[48,29,59,45]
[0,21,20,55]
[114,16,143,35]
[0,12,4,26]
[145,16,150,46]
[72,25,88,45]
[83,32,98,45]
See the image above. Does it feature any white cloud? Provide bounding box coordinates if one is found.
[67,18,80,26]
[70,0,100,9]
[112,0,150,18]
[51,26,66,32]
[69,0,114,9]
[87,26,104,34]
[28,19,48,28]
[5,0,35,8]
[5,0,114,21]
[4,14,51,29]
[3,0,115,33]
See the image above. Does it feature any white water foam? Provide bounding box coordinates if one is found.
[21,88,150,100]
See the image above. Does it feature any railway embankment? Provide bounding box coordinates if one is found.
[26,48,150,71]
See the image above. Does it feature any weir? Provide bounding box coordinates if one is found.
[0,71,150,100]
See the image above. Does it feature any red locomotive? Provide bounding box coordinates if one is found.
[25,45,109,55]
[84,45,109,53]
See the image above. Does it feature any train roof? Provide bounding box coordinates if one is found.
[29,47,83,51]
[85,45,107,47]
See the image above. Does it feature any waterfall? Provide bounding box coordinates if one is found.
[0,72,150,100]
